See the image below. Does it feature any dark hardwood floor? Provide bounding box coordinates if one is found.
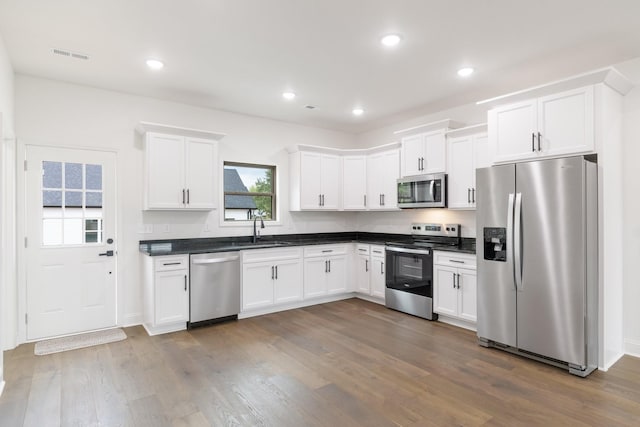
[1,298,640,426]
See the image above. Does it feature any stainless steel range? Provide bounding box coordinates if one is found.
[385,223,461,320]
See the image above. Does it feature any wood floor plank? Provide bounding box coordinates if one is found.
[2,299,640,426]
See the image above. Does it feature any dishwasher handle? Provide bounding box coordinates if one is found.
[192,255,240,265]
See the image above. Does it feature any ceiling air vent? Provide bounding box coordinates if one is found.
[52,48,90,61]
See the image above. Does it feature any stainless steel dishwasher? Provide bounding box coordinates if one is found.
[189,252,241,328]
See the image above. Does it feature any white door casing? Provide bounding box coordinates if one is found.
[25,145,117,340]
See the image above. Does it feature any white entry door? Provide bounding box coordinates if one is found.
[25,146,117,340]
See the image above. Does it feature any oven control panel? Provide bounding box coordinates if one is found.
[411,223,460,237]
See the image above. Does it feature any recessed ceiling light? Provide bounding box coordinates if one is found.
[146,59,164,70]
[457,67,474,77]
[282,92,296,100]
[352,108,364,116]
[380,34,402,47]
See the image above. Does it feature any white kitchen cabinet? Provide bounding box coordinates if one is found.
[290,150,342,210]
[401,129,446,177]
[370,246,386,299]
[241,247,303,312]
[343,155,367,210]
[367,149,400,210]
[433,251,477,326]
[303,245,348,298]
[355,245,371,293]
[447,129,489,209]
[489,86,594,163]
[143,131,219,210]
[142,255,189,336]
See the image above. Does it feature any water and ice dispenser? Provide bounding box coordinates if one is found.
[483,227,506,261]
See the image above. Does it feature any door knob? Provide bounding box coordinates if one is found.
[99,250,114,257]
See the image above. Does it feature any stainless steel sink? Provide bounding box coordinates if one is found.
[216,241,293,250]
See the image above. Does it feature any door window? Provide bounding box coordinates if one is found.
[42,161,103,245]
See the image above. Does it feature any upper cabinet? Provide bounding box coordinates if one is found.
[289,144,400,212]
[138,122,225,211]
[401,130,446,177]
[367,149,400,210]
[290,150,342,210]
[489,86,594,163]
[447,125,489,210]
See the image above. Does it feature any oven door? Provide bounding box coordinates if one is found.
[385,246,433,297]
[397,173,446,208]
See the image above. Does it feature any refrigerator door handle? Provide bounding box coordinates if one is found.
[514,192,523,291]
[506,193,516,290]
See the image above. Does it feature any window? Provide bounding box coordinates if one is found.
[42,161,103,245]
[223,162,276,221]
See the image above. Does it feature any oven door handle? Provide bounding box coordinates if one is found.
[385,246,431,255]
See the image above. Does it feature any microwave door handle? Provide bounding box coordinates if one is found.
[429,180,435,201]
[506,193,516,290]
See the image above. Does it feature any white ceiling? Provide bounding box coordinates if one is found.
[1,0,639,133]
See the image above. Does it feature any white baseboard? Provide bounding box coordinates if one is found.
[142,322,186,336]
[436,314,477,332]
[239,293,356,319]
[600,350,625,372]
[354,294,385,305]
[121,313,143,328]
[625,338,640,358]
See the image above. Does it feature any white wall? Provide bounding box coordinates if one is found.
[0,31,15,393]
[14,75,357,334]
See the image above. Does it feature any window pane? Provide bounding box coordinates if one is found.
[86,191,102,207]
[85,232,99,243]
[85,219,101,231]
[252,196,273,219]
[43,190,62,207]
[63,218,83,244]
[86,164,102,190]
[65,163,83,189]
[65,191,83,208]
[43,161,62,188]
[43,219,63,245]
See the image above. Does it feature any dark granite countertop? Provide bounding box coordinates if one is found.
[140,232,476,256]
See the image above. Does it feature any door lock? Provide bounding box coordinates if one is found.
[99,250,114,257]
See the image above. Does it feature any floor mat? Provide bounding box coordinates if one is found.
[34,328,127,355]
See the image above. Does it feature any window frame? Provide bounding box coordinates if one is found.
[222,161,277,222]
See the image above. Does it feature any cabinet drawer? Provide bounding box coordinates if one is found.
[433,251,476,269]
[370,245,385,257]
[304,244,349,258]
[355,244,370,255]
[155,255,189,272]
[242,247,302,264]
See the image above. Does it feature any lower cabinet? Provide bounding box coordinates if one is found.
[353,244,386,301]
[242,247,303,312]
[143,254,189,336]
[303,245,349,298]
[433,251,477,326]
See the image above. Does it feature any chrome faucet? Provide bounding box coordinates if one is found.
[252,214,265,243]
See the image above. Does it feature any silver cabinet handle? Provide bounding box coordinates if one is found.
[380,261,384,275]
[275,265,278,280]
[532,133,535,152]
[163,262,181,266]
[472,188,476,203]
[322,249,333,253]
[182,189,186,204]
[187,189,190,204]
[184,275,187,292]
[449,259,464,264]
[457,273,461,289]
[537,132,542,151]
[417,158,421,171]
[364,194,366,206]
[358,248,367,252]
[452,272,456,288]
[322,194,324,206]
[382,194,385,205]
[468,188,471,204]
[328,260,331,273]
[379,194,382,206]
[325,260,328,273]
[365,259,368,272]
[319,194,322,206]
[421,157,425,170]
[271,265,274,280]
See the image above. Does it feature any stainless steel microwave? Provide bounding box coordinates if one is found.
[397,173,447,208]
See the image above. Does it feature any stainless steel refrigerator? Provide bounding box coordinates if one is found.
[476,155,598,377]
